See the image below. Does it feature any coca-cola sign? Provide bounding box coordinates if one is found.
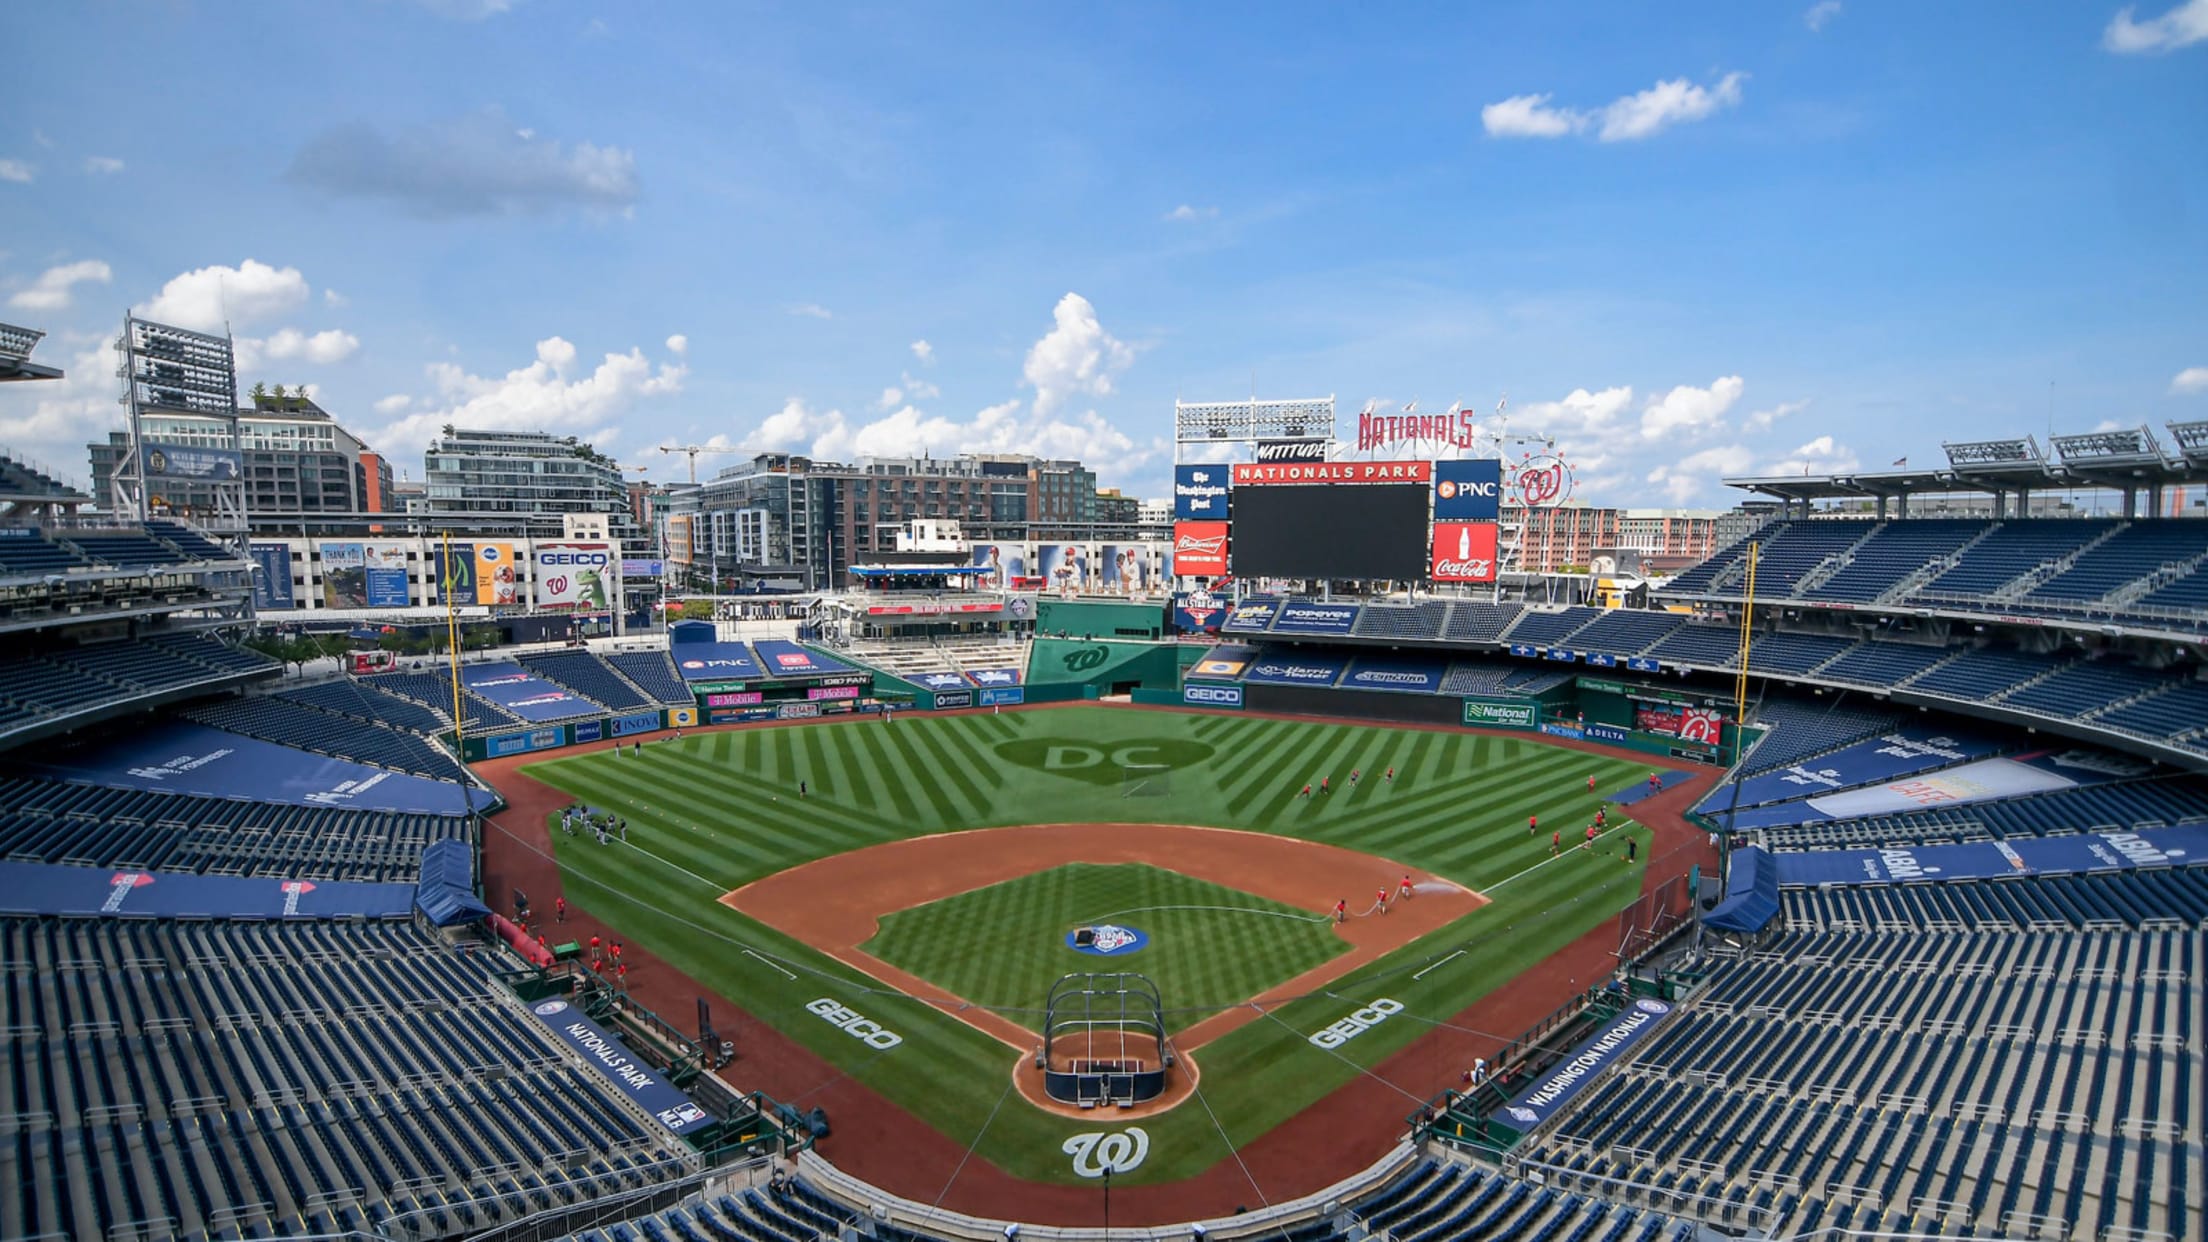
[1512,454,1576,509]
[1430,522,1499,583]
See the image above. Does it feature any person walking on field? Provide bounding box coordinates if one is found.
[1375,888,1390,915]
[1551,829,1561,856]
[1399,874,1414,901]
[555,896,566,923]
[1529,813,1538,836]
[1584,823,1597,850]
[1321,775,1331,795]
[1385,766,1395,784]
[1334,898,1347,923]
[1300,783,1312,799]
[1627,836,1638,863]
[1588,774,1597,794]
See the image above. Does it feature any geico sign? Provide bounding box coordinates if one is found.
[1184,684,1241,704]
[806,998,903,1049]
[1308,998,1405,1049]
[540,552,611,566]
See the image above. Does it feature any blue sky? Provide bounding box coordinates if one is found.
[2,0,2204,505]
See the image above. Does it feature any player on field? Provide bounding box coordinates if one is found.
[1551,830,1560,856]
[1399,874,1414,901]
[1595,807,1607,829]
[1321,775,1331,795]
[1333,898,1347,923]
[1300,783,1312,798]
[1349,769,1360,784]
[1385,766,1395,783]
[1584,823,1597,850]
[1375,887,1389,914]
[1529,813,1538,835]
[1627,837,1639,863]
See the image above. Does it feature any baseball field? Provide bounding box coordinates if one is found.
[527,705,1660,1186]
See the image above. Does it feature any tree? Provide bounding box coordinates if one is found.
[271,384,287,400]
[249,382,268,404]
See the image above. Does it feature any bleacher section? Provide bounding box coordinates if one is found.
[281,679,456,735]
[1351,600,1449,641]
[1441,602,1522,645]
[1529,875,2206,1242]
[0,530,89,574]
[1755,772,2208,851]
[1500,606,1600,649]
[140,519,235,562]
[371,671,524,733]
[59,530,186,570]
[0,454,82,500]
[1905,646,2069,703]
[0,632,277,734]
[1736,699,1906,777]
[184,695,459,780]
[1562,609,1684,657]
[1815,642,1952,689]
[0,775,471,881]
[521,651,658,712]
[0,917,693,1242]
[1802,519,1987,603]
[605,651,695,706]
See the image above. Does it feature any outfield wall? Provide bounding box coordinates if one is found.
[1246,682,1468,725]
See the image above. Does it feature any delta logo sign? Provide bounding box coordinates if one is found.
[1430,522,1500,583]
[1173,521,1229,576]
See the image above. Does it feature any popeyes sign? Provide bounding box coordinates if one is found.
[1513,454,1576,509]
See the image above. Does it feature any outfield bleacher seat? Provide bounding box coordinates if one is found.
[184,695,461,779]
[2096,681,2208,749]
[521,651,655,711]
[1736,698,1905,776]
[606,652,695,705]
[1647,624,1742,670]
[282,678,455,734]
[1803,520,1989,603]
[61,531,184,571]
[1996,659,2170,722]
[1441,602,1522,644]
[1502,606,1601,649]
[1761,773,2208,850]
[1816,642,1953,689]
[1742,632,1855,677]
[1905,646,2070,703]
[1568,610,1685,657]
[1912,519,2109,600]
[0,530,90,575]
[1351,601,1449,641]
[141,518,236,561]
[2024,521,2208,606]
[371,672,523,732]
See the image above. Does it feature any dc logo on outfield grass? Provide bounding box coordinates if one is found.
[1068,923,1148,955]
[993,737,1215,786]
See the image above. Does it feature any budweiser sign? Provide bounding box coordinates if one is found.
[1230,460,1432,485]
[1513,453,1576,508]
[1173,521,1229,576]
[1430,521,1499,583]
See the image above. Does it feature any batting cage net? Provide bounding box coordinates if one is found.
[1120,763,1172,799]
[1040,972,1169,1104]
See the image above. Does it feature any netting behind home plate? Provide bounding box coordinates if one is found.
[1040,973,1168,1104]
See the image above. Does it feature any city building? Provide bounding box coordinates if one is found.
[419,427,642,551]
[88,390,395,534]
[1509,504,1769,574]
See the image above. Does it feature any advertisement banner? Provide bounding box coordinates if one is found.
[807,685,860,701]
[433,542,476,605]
[1463,696,1538,730]
[610,711,662,737]
[1253,439,1331,463]
[776,701,822,720]
[1626,657,1662,674]
[1230,461,1432,485]
[463,664,589,723]
[475,542,519,606]
[1172,522,1229,577]
[620,559,665,578]
[665,706,698,727]
[965,668,1021,688]
[1173,589,1226,632]
[1499,999,1674,1130]
[571,720,603,743]
[1036,542,1091,590]
[1183,681,1244,708]
[1430,522,1500,583]
[1219,597,1280,633]
[142,444,243,481]
[704,691,765,708]
[1774,823,2208,889]
[1678,706,1725,744]
[969,543,1029,590]
[674,642,766,682]
[250,543,294,609]
[933,689,973,709]
[1100,544,1151,595]
[1269,600,1361,635]
[318,541,367,609]
[1586,722,1632,744]
[534,542,615,609]
[752,640,852,677]
[978,687,1025,707]
[363,540,410,608]
[1243,653,1347,686]
[910,672,969,692]
[1339,656,1445,694]
[1432,459,1504,520]
[1190,645,1255,678]
[523,998,713,1136]
[1173,464,1231,519]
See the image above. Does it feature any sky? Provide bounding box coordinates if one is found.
[2,0,2204,507]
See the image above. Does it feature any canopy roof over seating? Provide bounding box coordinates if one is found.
[1724,422,2208,508]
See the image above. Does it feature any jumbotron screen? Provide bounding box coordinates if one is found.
[1230,483,1430,580]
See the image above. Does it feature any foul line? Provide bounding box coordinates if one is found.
[1482,830,1633,893]
[1078,902,1331,926]
[743,948,797,980]
[1412,949,1465,981]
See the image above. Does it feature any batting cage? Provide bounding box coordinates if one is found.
[1039,972,1170,1105]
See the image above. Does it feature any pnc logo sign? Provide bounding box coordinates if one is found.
[1433,459,1504,520]
[992,737,1215,785]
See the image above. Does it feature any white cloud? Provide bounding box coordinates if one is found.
[788,303,833,320]
[1024,292,1134,417]
[902,371,940,401]
[371,333,688,460]
[1646,444,1757,505]
[1163,204,1219,222]
[910,339,934,365]
[287,107,636,217]
[1764,434,1858,477]
[31,132,54,150]
[83,155,125,175]
[136,259,311,331]
[374,394,413,415]
[1745,399,1808,432]
[1516,385,1637,435]
[323,288,347,307]
[2171,366,2208,394]
[414,0,521,17]
[2104,0,2208,52]
[0,337,117,489]
[0,160,34,184]
[1640,375,1745,440]
[238,327,361,371]
[665,333,688,355]
[1804,0,1843,31]
[1598,73,1746,142]
[1481,93,1585,139]
[877,386,904,410]
[7,259,112,311]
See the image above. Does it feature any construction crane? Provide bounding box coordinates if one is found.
[657,443,744,484]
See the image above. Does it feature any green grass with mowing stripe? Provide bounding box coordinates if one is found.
[528,705,1657,1185]
[862,862,1347,1032]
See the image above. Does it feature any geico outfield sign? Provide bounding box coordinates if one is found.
[1463,696,1537,730]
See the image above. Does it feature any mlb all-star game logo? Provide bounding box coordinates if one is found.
[1091,924,1139,952]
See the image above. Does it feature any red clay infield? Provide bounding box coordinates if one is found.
[475,702,1720,1225]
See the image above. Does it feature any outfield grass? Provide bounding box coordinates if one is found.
[862,862,1347,1033]
[529,705,1658,1185]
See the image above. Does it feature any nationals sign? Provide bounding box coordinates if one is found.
[1230,460,1431,485]
[1173,521,1229,576]
[1430,522,1500,583]
[1513,453,1577,508]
